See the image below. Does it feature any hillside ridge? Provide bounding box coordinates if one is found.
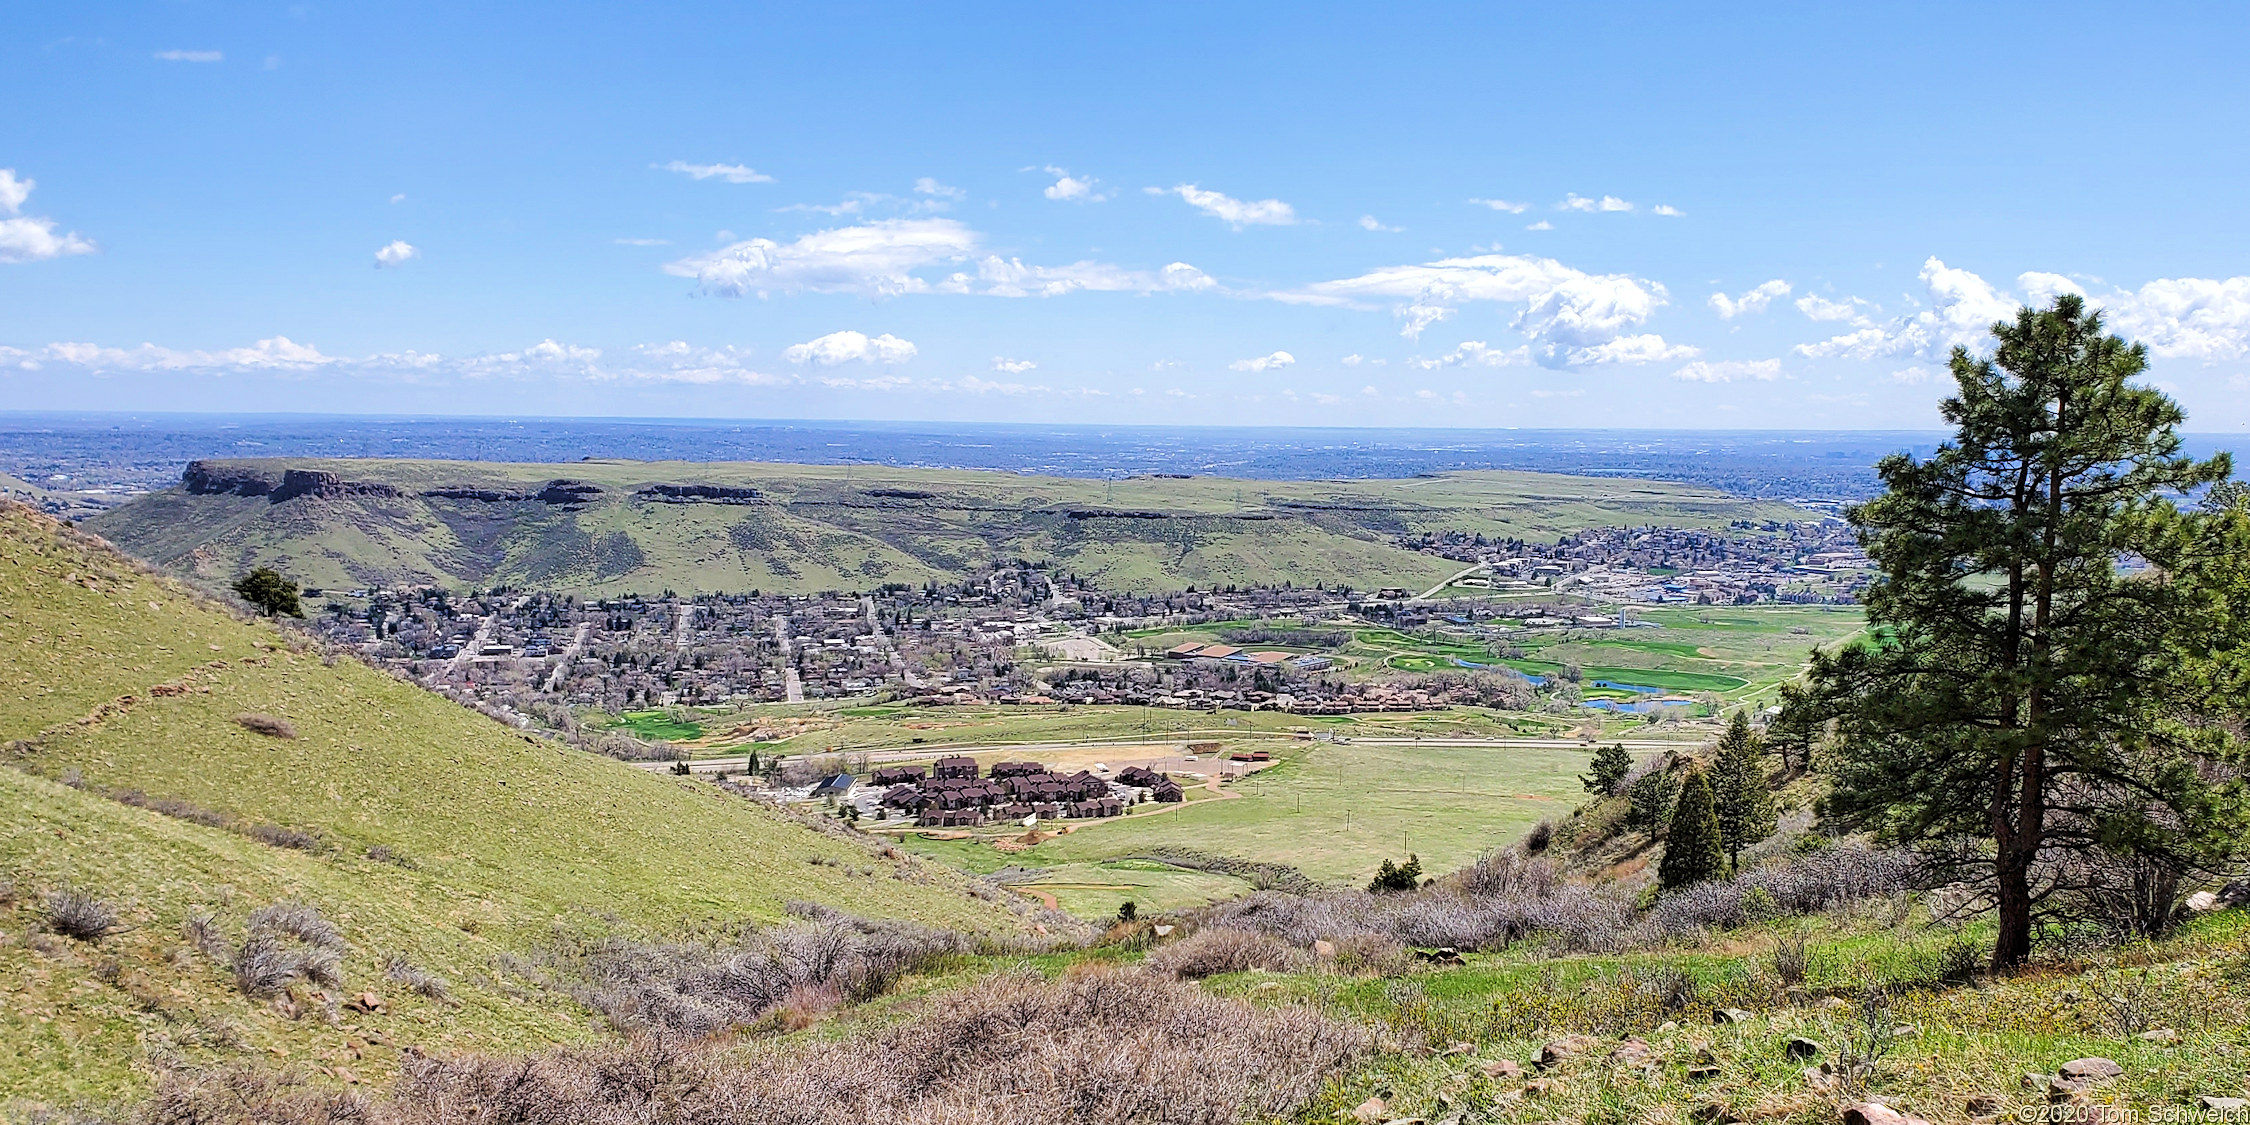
[86,457,1797,596]
[0,500,1025,1099]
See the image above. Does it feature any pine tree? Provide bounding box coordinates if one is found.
[1658,770,1726,890]
[1793,295,2249,968]
[1582,742,1633,796]
[1711,711,1777,871]
[232,567,304,618]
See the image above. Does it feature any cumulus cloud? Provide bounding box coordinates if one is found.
[783,330,916,366]
[913,177,965,200]
[373,240,418,268]
[953,256,1215,298]
[1285,251,1683,368]
[2102,275,2250,360]
[1652,204,1685,217]
[1673,358,1782,383]
[1795,257,2025,362]
[155,49,222,62]
[664,218,1209,300]
[1041,167,1105,202]
[1469,198,1531,213]
[1228,351,1296,372]
[1154,184,1296,228]
[1358,215,1402,232]
[1412,341,1529,369]
[1794,294,1876,325]
[0,170,96,264]
[1560,193,1633,213]
[665,218,975,298]
[13,335,796,386]
[1524,220,1553,231]
[991,357,1036,374]
[1567,335,1699,365]
[1709,279,1791,319]
[661,161,775,184]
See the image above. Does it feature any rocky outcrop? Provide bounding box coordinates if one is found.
[182,461,279,497]
[636,483,765,503]
[423,479,604,506]
[181,462,400,502]
[270,469,403,502]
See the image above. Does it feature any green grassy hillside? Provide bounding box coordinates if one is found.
[0,502,1023,1100]
[84,458,1798,595]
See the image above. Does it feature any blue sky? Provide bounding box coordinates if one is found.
[5,2,2249,430]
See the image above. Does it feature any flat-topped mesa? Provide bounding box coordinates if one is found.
[635,482,764,503]
[181,462,402,502]
[421,480,605,506]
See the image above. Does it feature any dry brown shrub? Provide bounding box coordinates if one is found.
[1143,926,1306,979]
[140,1063,371,1124]
[1327,933,1410,976]
[233,713,298,739]
[41,888,120,942]
[774,981,843,1030]
[380,966,1366,1125]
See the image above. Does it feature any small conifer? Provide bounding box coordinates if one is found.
[1659,770,1726,890]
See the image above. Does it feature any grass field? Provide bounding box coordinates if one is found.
[666,701,1575,757]
[1128,606,1865,708]
[0,503,1022,1100]
[86,458,1801,596]
[884,736,1618,904]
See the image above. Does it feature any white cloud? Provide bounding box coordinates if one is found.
[1358,215,1402,232]
[1228,351,1296,373]
[1794,294,1876,325]
[954,256,1214,298]
[956,375,1045,395]
[0,171,31,215]
[33,336,337,373]
[665,218,975,298]
[1673,358,1782,383]
[13,336,808,386]
[1567,335,1699,365]
[2101,275,2250,360]
[1341,354,1364,367]
[613,237,672,246]
[1890,366,1937,384]
[1155,184,1296,228]
[913,177,965,200]
[1524,220,1553,231]
[1560,193,1634,213]
[1652,204,1685,217]
[1412,341,1530,369]
[784,330,917,366]
[660,161,775,184]
[373,240,418,268]
[1709,279,1791,319]
[1286,251,1682,368]
[1397,301,1453,340]
[1469,198,1530,213]
[0,170,95,264]
[990,357,1036,374]
[388,193,406,204]
[664,218,1206,300]
[1795,257,2020,361]
[155,49,222,62]
[1041,167,1105,202]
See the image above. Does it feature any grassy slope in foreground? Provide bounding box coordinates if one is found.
[0,502,1022,1101]
[84,458,1798,595]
